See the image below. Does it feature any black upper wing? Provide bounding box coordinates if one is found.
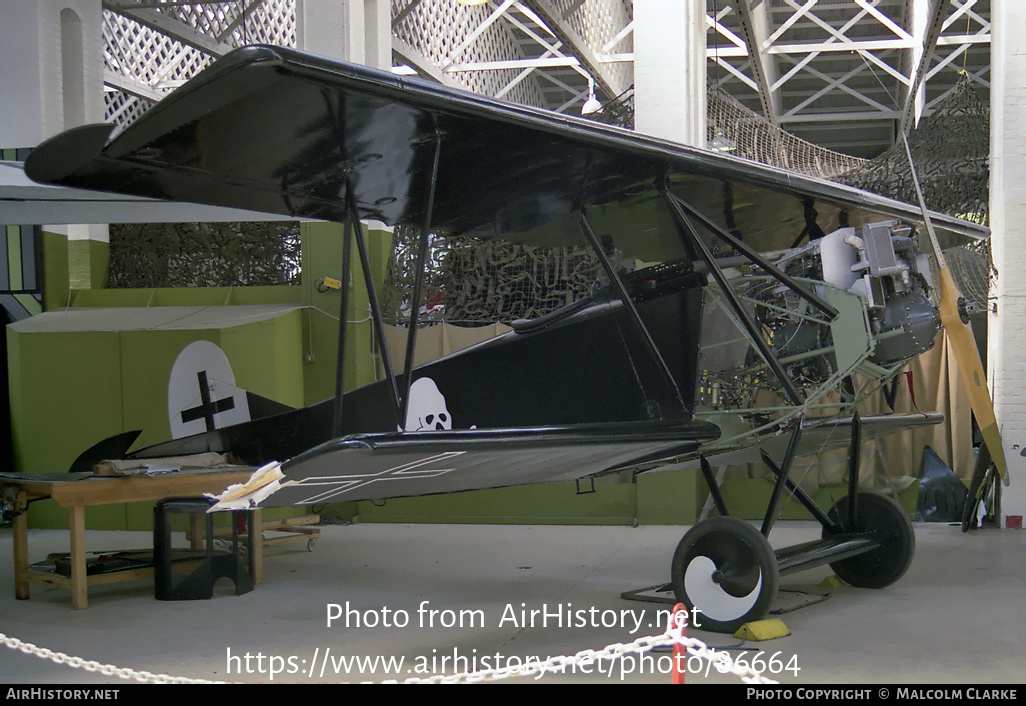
[26,44,986,264]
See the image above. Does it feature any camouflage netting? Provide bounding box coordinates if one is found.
[108,221,301,288]
[381,226,626,327]
[597,76,989,225]
[591,81,869,180]
[833,74,992,311]
[835,74,990,226]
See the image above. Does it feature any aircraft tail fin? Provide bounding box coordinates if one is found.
[67,429,142,474]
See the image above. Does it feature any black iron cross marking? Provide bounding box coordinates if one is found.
[180,370,235,431]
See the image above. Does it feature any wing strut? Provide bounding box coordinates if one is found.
[578,210,685,408]
[399,132,443,430]
[331,188,356,437]
[663,190,805,404]
[346,184,402,428]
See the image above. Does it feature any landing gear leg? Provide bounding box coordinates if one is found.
[962,444,997,532]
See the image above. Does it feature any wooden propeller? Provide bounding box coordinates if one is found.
[901,134,1007,482]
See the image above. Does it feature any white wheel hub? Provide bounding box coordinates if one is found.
[683,555,763,622]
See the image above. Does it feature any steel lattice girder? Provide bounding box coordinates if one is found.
[100,0,989,158]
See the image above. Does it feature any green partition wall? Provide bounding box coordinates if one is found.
[7,305,306,529]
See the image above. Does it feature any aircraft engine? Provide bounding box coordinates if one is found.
[815,220,940,365]
[746,220,940,390]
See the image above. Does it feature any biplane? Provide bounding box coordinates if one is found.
[25,45,1006,633]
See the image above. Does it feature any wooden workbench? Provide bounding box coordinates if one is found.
[2,468,262,609]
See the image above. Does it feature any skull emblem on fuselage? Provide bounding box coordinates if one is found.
[404,377,452,431]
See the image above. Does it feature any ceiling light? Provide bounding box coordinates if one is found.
[581,77,602,116]
[582,94,602,115]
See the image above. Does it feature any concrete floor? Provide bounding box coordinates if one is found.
[0,518,1023,685]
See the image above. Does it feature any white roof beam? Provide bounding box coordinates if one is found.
[943,0,987,33]
[212,0,268,45]
[447,56,580,72]
[103,69,166,102]
[900,0,946,131]
[602,19,633,54]
[480,34,565,102]
[768,39,914,53]
[440,0,517,70]
[728,0,783,124]
[492,41,565,100]
[520,0,623,99]
[102,1,233,56]
[781,110,901,124]
[855,0,915,42]
[780,60,896,121]
[715,59,760,92]
[391,37,457,86]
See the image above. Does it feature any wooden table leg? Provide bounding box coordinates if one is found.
[13,490,29,600]
[69,506,88,610]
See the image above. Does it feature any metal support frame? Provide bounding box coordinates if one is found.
[766,411,886,577]
[663,190,804,404]
[665,191,838,321]
[774,535,878,577]
[702,0,991,156]
[578,210,684,407]
[100,1,990,160]
[900,0,946,132]
[521,0,626,101]
[330,131,442,437]
[754,411,866,539]
[846,410,863,531]
[685,408,887,580]
[726,0,780,124]
[760,444,840,534]
[681,405,891,585]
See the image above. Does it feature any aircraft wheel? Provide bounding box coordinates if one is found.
[670,516,779,634]
[823,492,915,589]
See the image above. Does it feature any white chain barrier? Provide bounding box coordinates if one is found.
[397,606,778,684]
[1,605,777,685]
[0,632,219,684]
